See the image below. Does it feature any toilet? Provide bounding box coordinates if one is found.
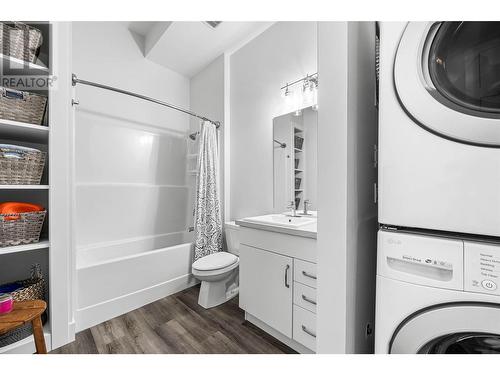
[192,222,240,308]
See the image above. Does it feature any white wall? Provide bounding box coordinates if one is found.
[229,22,317,220]
[316,22,378,354]
[72,22,190,252]
[72,22,194,324]
[189,55,225,227]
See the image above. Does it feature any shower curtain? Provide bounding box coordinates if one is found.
[194,121,222,261]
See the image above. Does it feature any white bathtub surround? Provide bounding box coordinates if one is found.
[72,22,195,331]
[194,121,223,261]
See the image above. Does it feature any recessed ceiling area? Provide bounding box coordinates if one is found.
[128,21,273,77]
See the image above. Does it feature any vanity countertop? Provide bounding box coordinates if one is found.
[235,217,317,239]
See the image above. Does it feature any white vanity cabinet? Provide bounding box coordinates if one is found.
[237,226,317,353]
[239,245,293,337]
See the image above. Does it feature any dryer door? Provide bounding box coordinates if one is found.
[395,22,500,146]
[390,303,500,353]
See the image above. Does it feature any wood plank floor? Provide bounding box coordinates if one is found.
[51,285,296,354]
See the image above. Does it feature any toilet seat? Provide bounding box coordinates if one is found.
[192,252,238,272]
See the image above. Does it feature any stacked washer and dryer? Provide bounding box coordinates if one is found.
[376,22,500,353]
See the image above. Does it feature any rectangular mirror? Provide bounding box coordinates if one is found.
[273,106,317,214]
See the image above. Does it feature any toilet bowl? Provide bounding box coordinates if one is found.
[192,222,240,308]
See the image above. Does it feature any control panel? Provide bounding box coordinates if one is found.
[465,241,500,296]
[378,230,463,290]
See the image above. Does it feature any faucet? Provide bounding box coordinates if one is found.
[286,200,299,217]
[303,199,311,216]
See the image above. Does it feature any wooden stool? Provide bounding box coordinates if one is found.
[0,300,47,354]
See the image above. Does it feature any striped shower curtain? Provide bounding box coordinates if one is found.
[193,121,222,261]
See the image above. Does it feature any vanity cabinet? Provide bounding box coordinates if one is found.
[237,226,317,353]
[239,245,293,337]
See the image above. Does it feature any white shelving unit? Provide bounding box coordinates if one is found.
[293,126,305,209]
[0,22,74,354]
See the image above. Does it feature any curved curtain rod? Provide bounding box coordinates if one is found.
[71,73,222,129]
[274,139,287,148]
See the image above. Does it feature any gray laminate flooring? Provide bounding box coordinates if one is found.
[51,285,296,354]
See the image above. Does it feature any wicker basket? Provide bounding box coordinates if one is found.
[0,145,46,184]
[0,210,46,247]
[0,22,43,63]
[0,87,47,125]
[294,136,304,150]
[0,264,46,348]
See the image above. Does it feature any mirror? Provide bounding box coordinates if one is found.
[273,106,317,214]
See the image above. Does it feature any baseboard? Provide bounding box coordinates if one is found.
[245,312,315,354]
[76,273,198,332]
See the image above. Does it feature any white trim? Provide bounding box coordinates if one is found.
[76,273,198,332]
[223,51,231,221]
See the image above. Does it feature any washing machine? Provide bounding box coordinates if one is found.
[375,230,500,353]
[378,22,500,237]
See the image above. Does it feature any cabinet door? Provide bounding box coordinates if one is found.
[239,244,293,338]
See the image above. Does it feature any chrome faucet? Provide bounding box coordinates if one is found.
[286,200,298,217]
[303,199,311,216]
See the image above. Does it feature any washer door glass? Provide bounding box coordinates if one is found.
[389,303,500,353]
[429,22,500,116]
[394,22,500,146]
[419,333,500,354]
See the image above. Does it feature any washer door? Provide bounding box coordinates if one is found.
[395,22,500,146]
[390,303,500,354]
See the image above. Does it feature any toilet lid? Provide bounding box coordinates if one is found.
[192,252,238,271]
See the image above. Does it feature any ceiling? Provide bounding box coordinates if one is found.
[128,21,273,77]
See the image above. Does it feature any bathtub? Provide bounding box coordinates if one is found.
[75,232,198,331]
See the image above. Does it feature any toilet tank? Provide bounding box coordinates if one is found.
[225,221,240,256]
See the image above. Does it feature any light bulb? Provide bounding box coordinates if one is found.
[293,86,304,116]
[311,81,318,110]
[285,88,294,110]
[303,80,314,106]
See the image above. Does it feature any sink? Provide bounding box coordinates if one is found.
[241,214,316,229]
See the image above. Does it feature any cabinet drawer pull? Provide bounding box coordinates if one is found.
[302,271,317,280]
[302,325,316,338]
[302,294,317,305]
[284,264,290,288]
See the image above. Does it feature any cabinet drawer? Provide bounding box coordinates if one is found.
[293,282,317,313]
[294,259,317,288]
[293,305,316,351]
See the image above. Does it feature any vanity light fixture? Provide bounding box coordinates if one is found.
[281,73,318,113]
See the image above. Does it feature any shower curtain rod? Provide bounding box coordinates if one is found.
[71,74,222,128]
